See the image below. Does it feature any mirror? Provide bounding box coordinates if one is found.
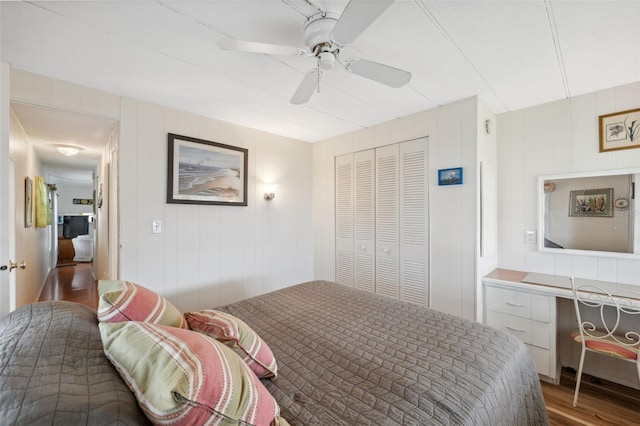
[538,168,639,258]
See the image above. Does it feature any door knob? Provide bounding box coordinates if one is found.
[9,260,27,272]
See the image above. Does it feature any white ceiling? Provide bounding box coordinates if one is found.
[2,0,639,149]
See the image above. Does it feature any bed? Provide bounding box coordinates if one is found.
[0,280,548,425]
[217,280,549,425]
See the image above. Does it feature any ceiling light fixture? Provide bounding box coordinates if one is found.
[54,144,84,157]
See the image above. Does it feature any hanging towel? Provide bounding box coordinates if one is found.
[34,176,51,228]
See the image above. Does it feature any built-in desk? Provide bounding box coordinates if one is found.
[483,268,640,385]
[483,269,560,383]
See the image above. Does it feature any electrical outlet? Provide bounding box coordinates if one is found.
[524,230,536,244]
[152,220,162,234]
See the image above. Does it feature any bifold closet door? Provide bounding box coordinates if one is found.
[335,154,354,287]
[375,138,429,304]
[353,150,375,292]
[399,138,428,305]
[375,144,400,299]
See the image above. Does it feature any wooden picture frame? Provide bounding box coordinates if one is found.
[568,188,613,217]
[438,167,463,186]
[25,177,33,228]
[599,107,640,152]
[167,133,248,206]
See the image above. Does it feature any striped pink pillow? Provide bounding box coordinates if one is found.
[99,321,288,426]
[98,280,187,329]
[185,309,278,378]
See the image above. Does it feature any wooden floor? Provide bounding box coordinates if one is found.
[39,262,99,310]
[39,264,640,425]
[544,369,640,425]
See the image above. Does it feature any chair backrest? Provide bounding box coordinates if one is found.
[570,277,640,359]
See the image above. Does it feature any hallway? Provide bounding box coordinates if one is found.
[38,262,98,310]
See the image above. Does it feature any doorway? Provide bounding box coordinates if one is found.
[9,102,119,307]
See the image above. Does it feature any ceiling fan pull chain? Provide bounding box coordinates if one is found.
[317,59,321,93]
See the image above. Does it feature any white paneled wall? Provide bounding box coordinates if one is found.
[497,81,640,284]
[9,68,314,312]
[54,182,93,215]
[313,97,498,321]
[119,99,313,312]
[476,100,499,321]
[498,81,640,388]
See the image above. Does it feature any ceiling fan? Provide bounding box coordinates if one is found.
[218,0,411,105]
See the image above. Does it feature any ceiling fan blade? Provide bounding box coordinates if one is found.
[331,0,395,45]
[218,38,307,56]
[346,58,411,88]
[291,69,322,105]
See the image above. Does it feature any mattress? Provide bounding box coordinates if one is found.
[217,280,549,425]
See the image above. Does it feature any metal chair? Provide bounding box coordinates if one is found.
[569,277,640,407]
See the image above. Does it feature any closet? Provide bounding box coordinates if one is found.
[335,138,429,305]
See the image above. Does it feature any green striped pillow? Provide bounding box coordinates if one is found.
[185,309,278,379]
[98,280,187,329]
[99,321,288,426]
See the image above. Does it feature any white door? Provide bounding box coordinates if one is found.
[353,150,375,293]
[335,154,354,286]
[399,138,429,305]
[0,159,16,317]
[0,63,14,316]
[375,144,400,299]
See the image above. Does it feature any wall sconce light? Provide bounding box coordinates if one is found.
[264,184,278,201]
[54,144,84,157]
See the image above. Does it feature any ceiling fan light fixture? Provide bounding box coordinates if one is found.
[318,51,335,70]
[54,144,84,157]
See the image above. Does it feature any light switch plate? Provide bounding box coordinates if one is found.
[524,230,536,244]
[152,220,162,234]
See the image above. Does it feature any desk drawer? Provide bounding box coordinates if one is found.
[483,278,558,383]
[486,287,551,322]
[528,344,552,377]
[502,313,531,342]
[486,312,551,349]
[502,289,531,318]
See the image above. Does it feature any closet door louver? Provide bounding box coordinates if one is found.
[354,150,375,292]
[375,144,400,299]
[399,139,428,305]
[334,138,429,304]
[335,154,354,287]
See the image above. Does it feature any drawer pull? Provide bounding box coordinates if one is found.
[506,326,527,333]
[505,302,526,308]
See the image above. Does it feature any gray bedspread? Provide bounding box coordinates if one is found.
[0,301,150,425]
[218,280,549,425]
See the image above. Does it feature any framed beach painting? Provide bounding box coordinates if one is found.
[167,133,248,206]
